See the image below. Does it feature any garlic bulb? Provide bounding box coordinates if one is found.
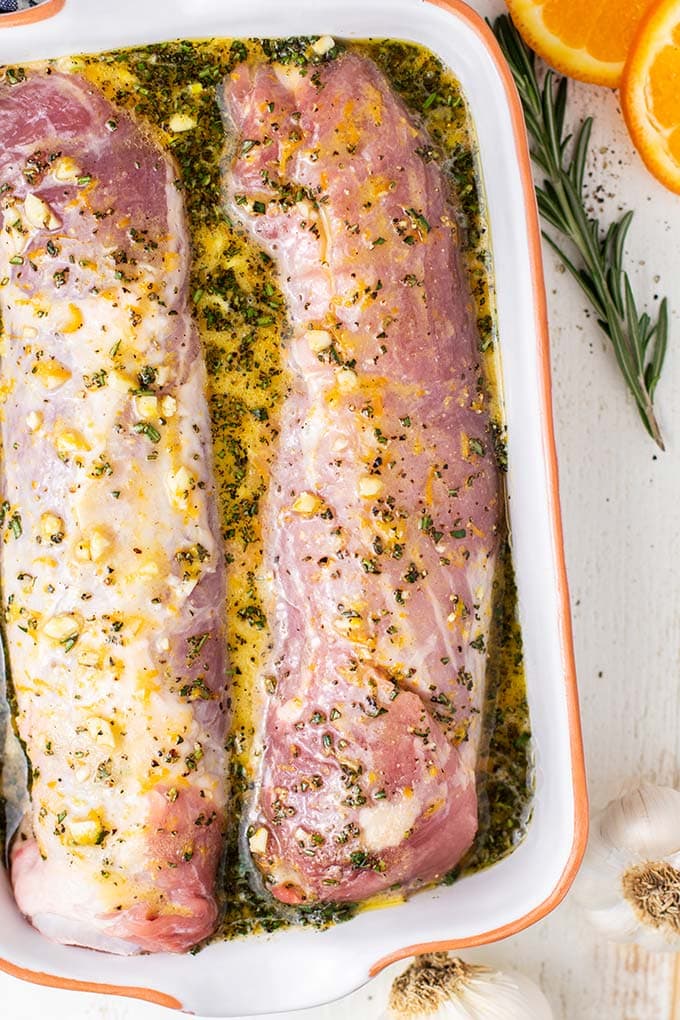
[573,783,680,951]
[384,952,553,1020]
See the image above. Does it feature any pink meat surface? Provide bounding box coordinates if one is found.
[223,52,500,904]
[0,72,227,953]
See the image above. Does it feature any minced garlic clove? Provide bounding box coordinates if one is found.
[89,527,112,563]
[168,113,197,133]
[358,475,382,498]
[311,35,336,56]
[161,394,177,418]
[292,491,324,515]
[305,329,332,354]
[40,512,64,542]
[336,367,358,392]
[24,192,61,231]
[56,429,90,457]
[248,827,269,855]
[86,716,115,748]
[43,613,81,641]
[52,156,81,182]
[136,393,159,419]
[34,358,71,390]
[55,303,84,334]
[67,817,102,846]
[168,465,194,506]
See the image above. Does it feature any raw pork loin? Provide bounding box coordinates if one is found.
[0,71,227,953]
[223,52,500,904]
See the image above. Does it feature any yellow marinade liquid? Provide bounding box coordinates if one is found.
[0,36,533,939]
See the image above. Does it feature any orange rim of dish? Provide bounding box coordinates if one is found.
[621,0,680,194]
[0,0,65,29]
[0,0,588,1009]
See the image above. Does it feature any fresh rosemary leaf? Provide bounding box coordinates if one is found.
[492,15,669,449]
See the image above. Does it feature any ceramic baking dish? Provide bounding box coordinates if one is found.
[0,0,587,1014]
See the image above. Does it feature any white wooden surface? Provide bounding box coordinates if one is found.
[5,2,680,1016]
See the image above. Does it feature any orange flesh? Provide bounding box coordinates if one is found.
[648,43,680,128]
[621,0,680,191]
[540,0,651,59]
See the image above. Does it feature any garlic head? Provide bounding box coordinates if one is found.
[385,952,553,1020]
[573,783,680,951]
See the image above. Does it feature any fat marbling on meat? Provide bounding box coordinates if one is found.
[223,51,500,904]
[0,71,227,953]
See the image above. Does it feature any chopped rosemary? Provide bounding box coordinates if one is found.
[61,633,79,653]
[493,15,669,449]
[133,420,161,443]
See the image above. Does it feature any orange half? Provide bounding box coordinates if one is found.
[506,0,656,85]
[621,0,680,192]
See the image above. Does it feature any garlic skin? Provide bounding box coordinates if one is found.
[573,783,680,951]
[385,953,553,1020]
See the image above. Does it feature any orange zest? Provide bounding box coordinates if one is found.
[505,0,656,85]
[621,0,680,192]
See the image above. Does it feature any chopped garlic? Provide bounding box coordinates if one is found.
[56,429,90,457]
[74,765,91,783]
[135,393,159,419]
[168,465,193,506]
[305,329,332,354]
[86,716,115,748]
[358,475,382,498]
[67,817,102,845]
[89,528,112,563]
[22,325,38,339]
[34,358,71,390]
[26,410,42,432]
[337,368,357,392]
[24,192,60,231]
[161,394,177,418]
[52,156,81,182]
[248,826,269,855]
[56,303,83,334]
[168,113,196,133]
[311,35,335,55]
[108,369,135,392]
[296,199,314,219]
[292,490,324,515]
[40,512,64,541]
[43,613,80,641]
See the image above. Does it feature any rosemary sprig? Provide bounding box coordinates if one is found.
[492,15,669,449]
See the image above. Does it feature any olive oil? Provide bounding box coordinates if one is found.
[0,36,532,942]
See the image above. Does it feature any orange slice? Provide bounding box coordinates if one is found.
[505,0,656,86]
[621,0,680,192]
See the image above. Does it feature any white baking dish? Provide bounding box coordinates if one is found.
[0,0,587,1014]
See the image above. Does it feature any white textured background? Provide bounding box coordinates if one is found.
[5,0,680,1016]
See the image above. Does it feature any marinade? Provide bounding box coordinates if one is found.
[0,36,533,943]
